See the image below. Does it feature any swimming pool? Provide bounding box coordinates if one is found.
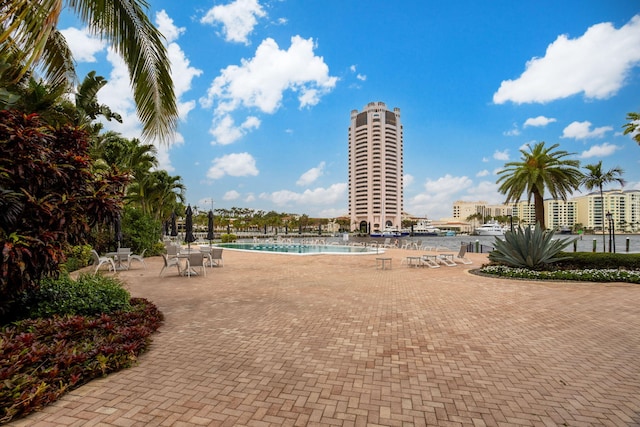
[216,243,382,255]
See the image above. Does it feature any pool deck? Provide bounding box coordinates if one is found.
[12,248,640,426]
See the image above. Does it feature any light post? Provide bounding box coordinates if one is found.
[606,211,613,253]
[506,214,514,232]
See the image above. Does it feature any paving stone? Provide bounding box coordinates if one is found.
[9,250,640,426]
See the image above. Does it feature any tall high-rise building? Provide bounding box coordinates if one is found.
[348,102,403,233]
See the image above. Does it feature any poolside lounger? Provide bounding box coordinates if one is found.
[455,245,473,264]
[420,255,440,268]
[437,254,457,267]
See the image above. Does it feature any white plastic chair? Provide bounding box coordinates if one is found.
[91,250,116,274]
[159,253,181,276]
[128,249,147,269]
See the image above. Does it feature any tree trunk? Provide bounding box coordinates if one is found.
[600,187,606,253]
[533,190,545,230]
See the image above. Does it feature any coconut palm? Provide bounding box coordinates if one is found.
[580,161,625,252]
[0,0,177,142]
[497,142,583,230]
[623,112,640,145]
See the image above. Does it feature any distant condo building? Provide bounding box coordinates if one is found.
[451,189,640,232]
[348,102,403,233]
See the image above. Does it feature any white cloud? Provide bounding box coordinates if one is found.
[494,15,640,104]
[403,174,414,188]
[200,36,337,144]
[476,170,490,177]
[59,27,105,62]
[245,193,256,202]
[210,114,261,145]
[207,152,259,179]
[561,121,613,139]
[155,9,185,43]
[503,124,520,136]
[493,149,509,161]
[406,175,474,219]
[201,35,337,113]
[223,190,241,200]
[579,142,621,158]
[200,0,266,44]
[524,116,557,127]
[260,183,347,206]
[296,162,325,186]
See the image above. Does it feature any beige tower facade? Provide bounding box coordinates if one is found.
[348,102,403,233]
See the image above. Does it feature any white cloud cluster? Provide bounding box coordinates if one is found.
[59,27,105,62]
[493,149,509,161]
[403,174,414,189]
[200,35,337,145]
[524,116,556,127]
[296,162,325,186]
[407,175,474,218]
[561,121,612,140]
[207,152,259,179]
[579,143,621,158]
[200,0,266,44]
[260,183,347,206]
[494,15,640,104]
[223,190,241,200]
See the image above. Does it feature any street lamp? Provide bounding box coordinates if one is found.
[605,211,614,253]
[506,214,514,232]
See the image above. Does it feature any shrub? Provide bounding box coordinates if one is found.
[221,233,237,243]
[15,274,130,320]
[553,251,640,270]
[60,244,93,273]
[480,265,640,283]
[488,225,575,269]
[0,298,163,424]
[121,207,161,254]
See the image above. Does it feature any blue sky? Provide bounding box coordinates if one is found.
[60,1,640,220]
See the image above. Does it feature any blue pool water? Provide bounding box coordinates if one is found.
[216,243,382,255]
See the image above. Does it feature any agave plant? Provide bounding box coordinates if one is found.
[488,224,575,269]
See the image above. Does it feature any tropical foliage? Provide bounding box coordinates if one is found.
[623,112,640,145]
[488,224,575,269]
[0,0,177,141]
[0,297,163,424]
[580,161,625,252]
[497,142,583,230]
[0,110,128,321]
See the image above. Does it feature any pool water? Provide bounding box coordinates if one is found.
[216,243,381,255]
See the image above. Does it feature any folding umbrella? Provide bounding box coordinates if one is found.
[206,210,214,246]
[184,205,196,250]
[170,211,178,237]
[114,213,123,250]
[163,220,169,236]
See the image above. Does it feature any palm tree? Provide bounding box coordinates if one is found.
[497,142,583,230]
[580,161,625,252]
[0,0,177,142]
[623,112,640,145]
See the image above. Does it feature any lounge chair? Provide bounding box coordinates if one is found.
[420,255,440,268]
[455,245,473,264]
[128,249,146,269]
[159,253,181,277]
[91,250,116,274]
[437,254,457,267]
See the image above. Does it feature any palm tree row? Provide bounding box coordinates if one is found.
[497,141,627,252]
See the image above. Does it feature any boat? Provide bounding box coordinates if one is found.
[370,226,405,237]
[411,219,442,236]
[558,225,572,234]
[474,222,505,236]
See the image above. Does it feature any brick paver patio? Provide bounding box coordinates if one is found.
[10,248,640,426]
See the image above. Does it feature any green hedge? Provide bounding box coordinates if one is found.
[16,274,131,320]
[552,252,640,270]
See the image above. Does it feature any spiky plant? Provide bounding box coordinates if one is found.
[488,224,575,269]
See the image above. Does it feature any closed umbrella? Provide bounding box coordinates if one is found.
[163,220,169,236]
[184,205,196,250]
[114,213,123,250]
[206,210,214,246]
[170,211,178,237]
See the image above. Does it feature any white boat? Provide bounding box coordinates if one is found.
[412,219,442,236]
[474,222,505,236]
[370,226,404,237]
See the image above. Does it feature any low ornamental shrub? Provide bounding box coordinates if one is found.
[480,265,640,283]
[0,298,163,424]
[60,244,93,273]
[221,233,237,243]
[16,274,131,321]
[553,251,640,270]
